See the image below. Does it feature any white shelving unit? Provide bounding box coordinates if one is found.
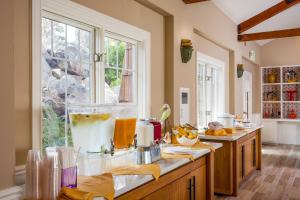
[261,65,300,144]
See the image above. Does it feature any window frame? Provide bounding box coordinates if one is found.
[101,32,139,106]
[41,11,96,104]
[196,52,225,128]
[32,0,151,149]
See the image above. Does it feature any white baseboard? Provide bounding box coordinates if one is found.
[0,186,23,200]
[15,165,26,186]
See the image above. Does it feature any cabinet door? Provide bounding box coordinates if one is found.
[261,121,277,143]
[189,165,206,200]
[237,142,246,184]
[244,139,254,176]
[142,174,189,200]
[244,136,259,176]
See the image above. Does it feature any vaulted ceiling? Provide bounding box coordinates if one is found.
[183,0,300,46]
[212,0,300,45]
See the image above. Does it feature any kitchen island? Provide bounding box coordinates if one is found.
[96,142,222,200]
[199,127,262,196]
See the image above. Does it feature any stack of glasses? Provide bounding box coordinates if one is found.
[25,147,77,200]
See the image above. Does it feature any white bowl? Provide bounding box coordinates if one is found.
[176,135,199,146]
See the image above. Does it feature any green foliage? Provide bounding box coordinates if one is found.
[42,104,66,151]
[105,40,126,87]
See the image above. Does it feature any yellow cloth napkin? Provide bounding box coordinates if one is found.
[189,141,216,152]
[171,136,216,152]
[161,152,195,161]
[114,118,137,149]
[109,164,160,180]
[75,173,115,200]
[59,187,94,200]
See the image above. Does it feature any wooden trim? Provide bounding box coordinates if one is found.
[257,129,262,170]
[212,142,233,195]
[238,28,300,41]
[183,0,209,4]
[237,0,300,34]
[232,141,238,196]
[206,152,214,200]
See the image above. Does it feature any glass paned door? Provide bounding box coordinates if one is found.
[197,62,224,128]
[197,63,206,127]
[243,71,253,121]
[41,16,94,149]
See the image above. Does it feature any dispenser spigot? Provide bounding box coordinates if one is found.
[134,134,138,149]
[110,139,115,156]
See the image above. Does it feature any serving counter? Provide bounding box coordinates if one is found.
[199,127,262,196]
[96,142,222,200]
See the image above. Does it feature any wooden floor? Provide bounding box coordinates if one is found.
[215,144,300,200]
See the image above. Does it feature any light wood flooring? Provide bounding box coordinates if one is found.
[215,144,300,200]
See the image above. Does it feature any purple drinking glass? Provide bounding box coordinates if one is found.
[61,166,77,188]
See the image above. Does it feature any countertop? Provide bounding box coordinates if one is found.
[96,142,222,199]
[199,126,263,142]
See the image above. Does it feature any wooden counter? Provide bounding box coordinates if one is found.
[115,152,215,200]
[200,127,262,196]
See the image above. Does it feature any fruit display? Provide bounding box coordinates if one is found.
[205,129,227,136]
[172,124,199,146]
[205,127,235,136]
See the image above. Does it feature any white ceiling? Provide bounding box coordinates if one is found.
[212,0,300,45]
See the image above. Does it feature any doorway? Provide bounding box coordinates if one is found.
[242,71,253,121]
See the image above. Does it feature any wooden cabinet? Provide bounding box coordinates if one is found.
[116,153,214,200]
[237,131,260,185]
[202,129,262,196]
[142,165,207,200]
[190,165,206,200]
[142,174,189,200]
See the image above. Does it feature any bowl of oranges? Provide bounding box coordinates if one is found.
[173,124,199,146]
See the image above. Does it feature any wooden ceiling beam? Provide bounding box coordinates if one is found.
[237,0,300,34]
[183,0,209,4]
[238,28,300,42]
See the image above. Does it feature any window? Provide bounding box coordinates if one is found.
[40,11,144,149]
[103,35,137,104]
[197,53,225,128]
[41,13,94,148]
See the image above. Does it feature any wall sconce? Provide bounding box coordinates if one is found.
[237,64,244,78]
[180,39,193,63]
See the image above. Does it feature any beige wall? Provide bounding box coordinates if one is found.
[240,42,262,66]
[14,0,31,165]
[144,0,262,124]
[0,0,15,189]
[262,37,300,66]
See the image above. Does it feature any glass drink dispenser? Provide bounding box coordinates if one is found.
[68,104,137,153]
